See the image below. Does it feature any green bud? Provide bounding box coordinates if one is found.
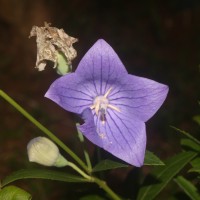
[27,137,68,167]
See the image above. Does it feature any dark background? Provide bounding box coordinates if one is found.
[0,0,200,199]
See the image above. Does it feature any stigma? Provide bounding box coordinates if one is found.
[90,87,120,124]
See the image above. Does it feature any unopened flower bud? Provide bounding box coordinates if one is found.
[27,137,68,167]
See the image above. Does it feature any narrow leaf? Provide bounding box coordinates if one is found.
[171,126,200,145]
[137,151,197,200]
[0,185,31,200]
[189,158,200,173]
[189,167,200,173]
[92,160,129,172]
[92,151,164,172]
[144,151,165,166]
[1,169,89,187]
[181,139,200,152]
[174,176,200,200]
[190,157,200,168]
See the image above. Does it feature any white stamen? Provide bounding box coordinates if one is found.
[90,87,120,124]
[107,104,121,112]
[104,87,112,98]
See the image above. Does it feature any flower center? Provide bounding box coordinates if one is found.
[90,88,120,124]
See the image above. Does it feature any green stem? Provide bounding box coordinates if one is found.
[0,89,122,199]
[93,177,122,200]
[77,126,92,172]
[83,150,92,173]
[67,161,121,200]
[67,161,91,181]
[0,90,88,173]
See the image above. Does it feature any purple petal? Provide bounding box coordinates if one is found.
[109,74,169,122]
[44,39,169,167]
[77,108,103,147]
[45,73,95,114]
[78,108,146,167]
[75,39,128,95]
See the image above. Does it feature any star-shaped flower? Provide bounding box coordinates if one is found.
[45,39,169,167]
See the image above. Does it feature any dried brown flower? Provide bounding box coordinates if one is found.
[29,22,78,72]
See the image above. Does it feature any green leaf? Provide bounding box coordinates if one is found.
[171,126,200,145]
[1,169,89,187]
[190,157,200,167]
[181,139,200,152]
[189,158,200,173]
[92,160,129,172]
[193,115,200,126]
[189,167,200,173]
[144,151,165,166]
[0,185,31,200]
[174,176,200,200]
[92,151,164,172]
[137,151,197,200]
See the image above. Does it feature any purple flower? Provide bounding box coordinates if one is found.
[45,39,168,167]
